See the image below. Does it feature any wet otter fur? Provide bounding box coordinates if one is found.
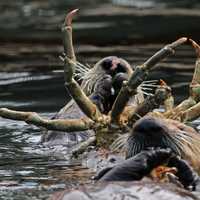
[126,116,200,173]
[42,56,134,146]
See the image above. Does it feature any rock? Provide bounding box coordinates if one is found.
[49,181,199,200]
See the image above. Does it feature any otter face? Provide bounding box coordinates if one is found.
[80,56,133,97]
[100,56,133,77]
[125,116,200,172]
[126,117,182,159]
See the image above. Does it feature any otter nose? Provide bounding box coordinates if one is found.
[110,58,120,71]
[101,57,129,76]
[102,57,119,72]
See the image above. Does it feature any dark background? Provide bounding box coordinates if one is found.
[0,0,199,72]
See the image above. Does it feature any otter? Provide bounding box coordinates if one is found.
[93,148,198,190]
[126,116,200,172]
[42,56,134,146]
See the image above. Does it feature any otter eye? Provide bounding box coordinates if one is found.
[102,59,112,70]
[116,63,127,73]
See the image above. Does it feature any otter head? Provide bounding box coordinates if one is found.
[125,116,200,172]
[79,56,133,95]
[99,56,133,77]
[126,117,176,158]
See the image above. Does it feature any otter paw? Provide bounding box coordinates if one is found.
[168,156,199,190]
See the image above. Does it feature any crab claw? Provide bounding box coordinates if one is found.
[160,79,167,86]
[189,38,200,58]
[65,9,79,26]
[169,37,187,49]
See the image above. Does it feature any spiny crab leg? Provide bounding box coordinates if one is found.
[180,101,200,122]
[62,9,79,60]
[178,39,200,122]
[189,39,200,102]
[111,37,187,123]
[164,39,200,121]
[61,9,103,122]
[72,136,96,157]
[160,79,174,111]
[189,38,200,59]
[0,108,95,132]
[65,9,79,27]
[128,81,171,127]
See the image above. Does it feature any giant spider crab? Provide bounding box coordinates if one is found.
[1,9,200,176]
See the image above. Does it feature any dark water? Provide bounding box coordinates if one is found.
[0,72,95,199]
[0,0,200,199]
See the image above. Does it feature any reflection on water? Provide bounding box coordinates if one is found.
[0,111,93,199]
[0,72,94,199]
[112,0,200,8]
[112,0,157,8]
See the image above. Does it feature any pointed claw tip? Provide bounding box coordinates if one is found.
[170,37,187,49]
[189,38,199,48]
[177,37,187,42]
[69,9,79,16]
[72,8,79,13]
[65,8,79,26]
[160,79,167,86]
[189,39,200,58]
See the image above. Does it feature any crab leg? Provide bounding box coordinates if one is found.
[62,9,78,60]
[164,39,200,121]
[72,136,96,157]
[164,97,196,120]
[128,84,170,126]
[180,101,200,122]
[111,38,187,123]
[177,39,200,122]
[189,39,200,102]
[62,9,103,122]
[160,80,174,111]
[0,108,96,132]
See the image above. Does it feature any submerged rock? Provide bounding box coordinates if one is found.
[49,181,199,200]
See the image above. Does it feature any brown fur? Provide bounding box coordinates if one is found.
[126,116,200,173]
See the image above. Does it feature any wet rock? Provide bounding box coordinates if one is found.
[49,181,199,200]
[52,190,91,200]
[82,150,125,171]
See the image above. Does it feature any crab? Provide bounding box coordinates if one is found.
[0,9,200,159]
